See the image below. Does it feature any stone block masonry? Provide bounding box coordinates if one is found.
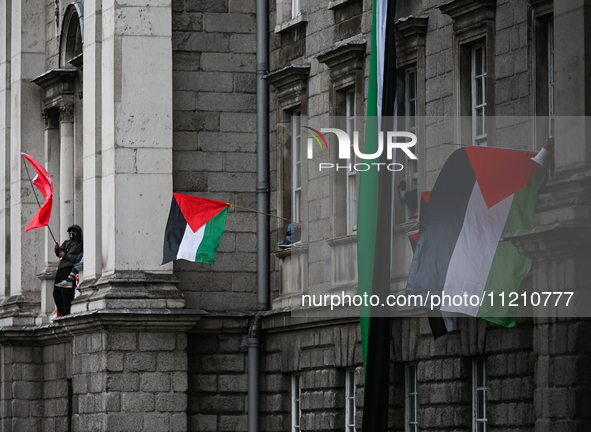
[71,331,189,432]
[172,0,258,312]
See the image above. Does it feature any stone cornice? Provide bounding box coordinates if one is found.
[69,53,83,69]
[395,15,429,39]
[314,39,366,70]
[264,64,311,91]
[31,68,77,90]
[437,0,496,32]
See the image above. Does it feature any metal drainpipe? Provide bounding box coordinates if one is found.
[249,0,268,430]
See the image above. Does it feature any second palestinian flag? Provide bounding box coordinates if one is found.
[162,193,229,265]
[406,146,546,327]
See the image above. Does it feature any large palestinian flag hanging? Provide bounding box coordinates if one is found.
[406,146,546,327]
[162,193,229,265]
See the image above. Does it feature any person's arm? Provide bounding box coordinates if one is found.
[55,242,65,258]
[63,244,82,263]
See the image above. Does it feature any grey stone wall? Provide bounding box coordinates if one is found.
[260,318,364,431]
[172,0,258,312]
[187,318,249,432]
[71,331,188,432]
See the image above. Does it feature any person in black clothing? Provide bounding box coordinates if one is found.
[53,225,83,316]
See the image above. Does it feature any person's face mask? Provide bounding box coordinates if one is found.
[69,231,76,239]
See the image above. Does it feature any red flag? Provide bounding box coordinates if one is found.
[21,153,53,233]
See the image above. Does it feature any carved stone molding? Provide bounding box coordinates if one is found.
[59,104,75,123]
[394,15,429,67]
[437,0,496,32]
[315,39,366,79]
[41,109,59,129]
[265,64,311,107]
[31,68,77,110]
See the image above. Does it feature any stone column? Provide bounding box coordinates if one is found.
[83,0,182,310]
[0,0,11,301]
[75,0,103,308]
[504,1,591,430]
[37,110,61,322]
[59,103,75,235]
[4,0,46,325]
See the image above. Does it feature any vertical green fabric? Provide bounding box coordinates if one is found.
[357,3,380,369]
[478,167,546,327]
[195,207,229,264]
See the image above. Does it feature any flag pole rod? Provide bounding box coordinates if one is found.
[229,204,296,224]
[22,158,58,245]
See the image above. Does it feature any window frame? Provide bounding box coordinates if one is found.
[292,111,302,224]
[472,358,487,432]
[345,368,356,432]
[292,373,302,432]
[345,90,357,235]
[404,66,419,221]
[471,43,487,146]
[405,363,419,432]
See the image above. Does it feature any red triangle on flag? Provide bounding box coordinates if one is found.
[173,193,229,233]
[465,147,540,208]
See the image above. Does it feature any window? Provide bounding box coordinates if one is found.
[471,44,487,146]
[345,90,357,234]
[292,374,302,432]
[292,111,302,223]
[405,363,418,432]
[404,67,418,220]
[292,0,301,19]
[473,359,487,432]
[547,19,554,135]
[345,369,356,432]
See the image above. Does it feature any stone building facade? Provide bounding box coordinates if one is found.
[0,0,589,432]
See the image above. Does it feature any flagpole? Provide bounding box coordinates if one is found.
[229,203,296,224]
[22,157,58,244]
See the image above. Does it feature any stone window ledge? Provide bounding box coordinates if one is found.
[273,243,309,259]
[327,0,357,10]
[274,13,308,34]
[326,234,357,248]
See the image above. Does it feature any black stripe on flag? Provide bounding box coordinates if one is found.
[361,1,397,432]
[162,196,188,264]
[406,148,476,301]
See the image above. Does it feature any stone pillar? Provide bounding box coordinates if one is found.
[504,1,591,430]
[0,0,11,301]
[37,110,61,322]
[4,0,46,325]
[83,0,182,310]
[59,103,75,235]
[77,0,103,303]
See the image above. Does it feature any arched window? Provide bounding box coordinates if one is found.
[59,3,84,68]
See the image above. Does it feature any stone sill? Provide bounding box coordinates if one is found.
[328,0,357,10]
[273,243,309,259]
[326,234,357,248]
[274,14,308,34]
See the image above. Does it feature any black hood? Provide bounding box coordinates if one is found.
[67,225,83,242]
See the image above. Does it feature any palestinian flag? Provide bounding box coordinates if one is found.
[162,193,229,265]
[358,1,396,431]
[406,146,547,327]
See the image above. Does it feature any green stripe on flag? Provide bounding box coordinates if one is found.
[357,2,380,369]
[478,167,546,327]
[195,207,229,264]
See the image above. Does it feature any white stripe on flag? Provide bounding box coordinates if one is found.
[177,223,206,261]
[441,182,514,316]
[376,0,388,117]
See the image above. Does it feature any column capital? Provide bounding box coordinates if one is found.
[41,109,59,129]
[58,103,74,123]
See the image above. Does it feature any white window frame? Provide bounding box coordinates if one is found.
[292,111,301,224]
[345,90,357,234]
[471,44,487,146]
[291,0,301,19]
[404,67,419,220]
[547,19,554,136]
[405,363,418,432]
[473,358,487,432]
[292,374,302,432]
[345,369,356,432]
